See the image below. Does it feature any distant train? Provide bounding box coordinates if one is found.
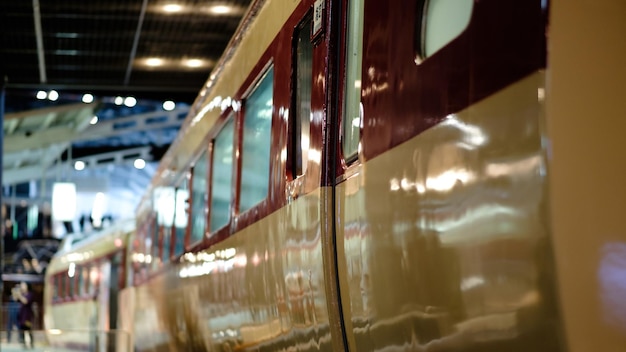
[44,219,134,350]
[43,0,626,351]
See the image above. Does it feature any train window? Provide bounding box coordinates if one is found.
[81,265,89,296]
[143,217,155,271]
[342,0,365,161]
[155,186,175,262]
[68,267,76,299]
[89,264,99,296]
[210,118,235,232]
[151,215,161,269]
[59,274,66,299]
[52,276,59,301]
[161,225,171,263]
[240,67,274,211]
[77,265,84,296]
[191,150,208,244]
[174,179,189,255]
[417,0,473,59]
[292,17,313,177]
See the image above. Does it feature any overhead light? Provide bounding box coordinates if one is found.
[134,159,146,170]
[163,4,183,13]
[48,90,59,101]
[185,59,204,68]
[52,182,76,222]
[209,5,231,14]
[91,192,107,228]
[82,93,94,103]
[90,115,98,125]
[36,91,47,99]
[146,57,164,67]
[124,97,137,107]
[74,161,86,171]
[114,96,124,105]
[163,101,175,111]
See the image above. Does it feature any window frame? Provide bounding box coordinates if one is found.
[237,64,276,214]
[207,114,237,236]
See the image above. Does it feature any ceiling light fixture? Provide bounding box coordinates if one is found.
[36,91,47,99]
[124,97,137,107]
[74,161,86,171]
[163,101,176,111]
[90,115,99,125]
[209,5,231,14]
[146,58,164,67]
[114,96,124,105]
[185,59,204,68]
[134,159,146,170]
[48,90,59,101]
[163,4,183,13]
[82,93,94,103]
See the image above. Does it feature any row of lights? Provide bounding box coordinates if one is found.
[74,158,146,171]
[37,90,177,111]
[38,90,96,103]
[142,57,208,68]
[161,3,235,15]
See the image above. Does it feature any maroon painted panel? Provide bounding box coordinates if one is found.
[359,0,547,160]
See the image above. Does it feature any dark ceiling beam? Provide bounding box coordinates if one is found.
[32,0,47,83]
[124,0,149,85]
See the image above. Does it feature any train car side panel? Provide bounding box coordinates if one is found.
[337,72,564,351]
[547,0,626,350]
[334,0,563,351]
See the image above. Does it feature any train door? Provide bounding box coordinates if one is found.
[108,252,121,332]
[95,252,121,352]
[279,2,348,350]
[97,260,111,351]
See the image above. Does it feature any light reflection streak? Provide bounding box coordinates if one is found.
[179,248,244,278]
[599,242,626,332]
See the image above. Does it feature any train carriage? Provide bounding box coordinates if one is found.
[44,219,135,351]
[43,0,626,351]
[124,0,560,350]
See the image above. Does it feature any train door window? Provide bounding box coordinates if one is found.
[191,150,208,244]
[240,67,274,211]
[416,0,473,59]
[292,17,313,178]
[77,264,84,297]
[342,0,365,161]
[174,178,189,256]
[210,118,235,232]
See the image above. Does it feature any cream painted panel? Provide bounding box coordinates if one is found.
[547,0,626,350]
[117,287,135,352]
[135,189,334,351]
[337,72,565,351]
[45,300,99,348]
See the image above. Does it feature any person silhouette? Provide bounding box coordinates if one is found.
[15,282,34,349]
[6,286,20,343]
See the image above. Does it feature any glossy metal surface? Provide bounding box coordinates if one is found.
[337,72,564,351]
[131,190,333,351]
[547,0,626,349]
